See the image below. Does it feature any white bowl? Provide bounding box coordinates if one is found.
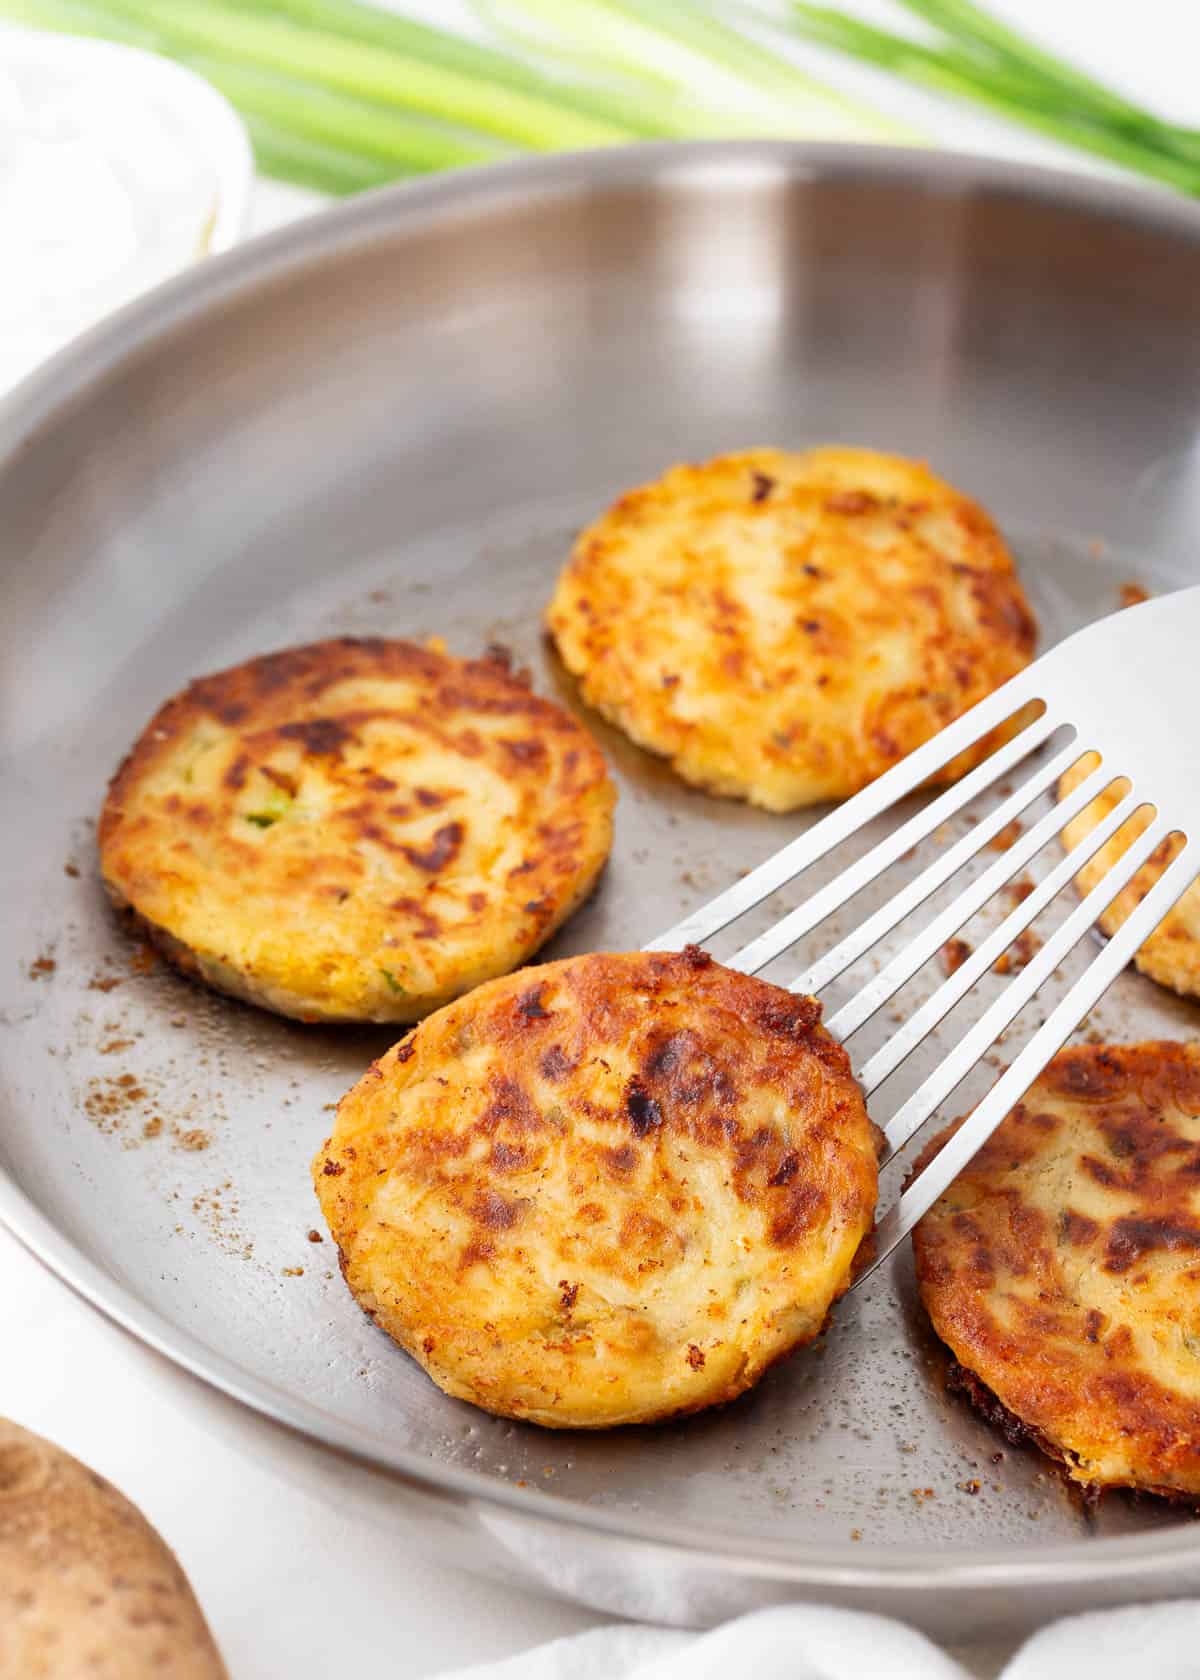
[0,26,253,389]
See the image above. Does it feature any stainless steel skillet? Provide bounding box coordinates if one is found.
[2,142,1200,1638]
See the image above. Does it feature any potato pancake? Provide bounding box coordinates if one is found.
[313,948,878,1428]
[546,446,1037,811]
[914,1042,1200,1498]
[98,639,615,1024]
[1060,753,1200,1000]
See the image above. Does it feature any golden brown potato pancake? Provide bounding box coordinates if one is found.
[98,639,615,1023]
[914,1042,1200,1498]
[1060,752,1200,1000]
[313,948,878,1428]
[546,446,1036,811]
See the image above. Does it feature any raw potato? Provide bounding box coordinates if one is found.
[914,1043,1200,1499]
[98,637,616,1023]
[546,446,1037,811]
[0,1418,226,1678]
[314,947,879,1429]
[1059,751,1200,1000]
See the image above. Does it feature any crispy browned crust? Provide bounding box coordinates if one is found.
[546,447,1037,812]
[914,1043,1200,1499]
[944,1362,1200,1509]
[98,638,616,1023]
[944,1358,1056,1454]
[1060,753,1200,1000]
[313,947,878,1428]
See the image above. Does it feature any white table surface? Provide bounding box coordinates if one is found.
[3,6,1197,1677]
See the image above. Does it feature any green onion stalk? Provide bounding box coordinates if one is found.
[4,0,1194,201]
[776,0,1200,196]
[477,0,922,142]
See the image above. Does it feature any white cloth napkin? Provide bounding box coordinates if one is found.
[440,1601,1200,1680]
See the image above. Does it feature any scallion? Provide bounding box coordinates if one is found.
[176,0,641,147]
[192,57,503,175]
[479,0,922,142]
[231,0,677,139]
[244,119,398,197]
[5,0,1195,205]
[776,0,1200,197]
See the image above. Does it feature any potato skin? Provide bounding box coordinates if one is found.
[0,1418,227,1679]
[914,1043,1200,1499]
[314,948,878,1429]
[546,446,1036,811]
[1060,752,1200,1000]
[98,638,615,1024]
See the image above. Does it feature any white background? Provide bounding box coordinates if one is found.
[4,5,1199,1676]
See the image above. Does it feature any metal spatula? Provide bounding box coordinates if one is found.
[647,586,1200,1284]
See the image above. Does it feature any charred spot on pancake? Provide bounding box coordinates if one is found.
[824,489,876,515]
[768,1151,800,1187]
[539,1045,571,1081]
[277,716,352,756]
[479,1075,542,1136]
[1059,1209,1099,1247]
[516,985,551,1020]
[625,1078,663,1138]
[768,1182,825,1249]
[643,1031,689,1080]
[471,1189,527,1231]
[490,1141,527,1173]
[400,821,464,874]
[501,738,546,767]
[1104,1216,1200,1274]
